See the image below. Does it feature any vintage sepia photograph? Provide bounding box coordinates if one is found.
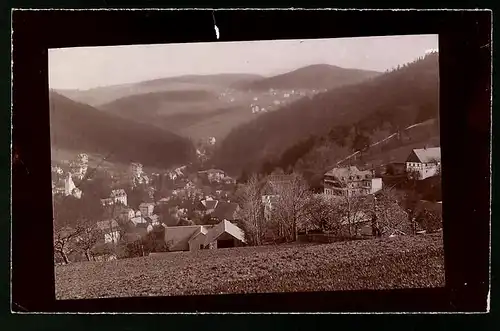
[48,35,445,300]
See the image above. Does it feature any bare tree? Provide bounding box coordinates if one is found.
[271,172,311,242]
[304,193,342,234]
[53,225,82,264]
[400,189,421,235]
[235,174,265,245]
[417,207,442,233]
[373,188,413,236]
[74,219,104,261]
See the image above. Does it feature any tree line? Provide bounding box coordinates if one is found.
[234,171,442,246]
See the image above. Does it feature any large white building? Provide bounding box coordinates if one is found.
[110,189,128,206]
[405,147,441,180]
[64,173,82,199]
[323,166,382,197]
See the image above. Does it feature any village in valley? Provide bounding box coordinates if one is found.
[52,135,442,264]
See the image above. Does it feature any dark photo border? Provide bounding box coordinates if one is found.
[11,9,491,313]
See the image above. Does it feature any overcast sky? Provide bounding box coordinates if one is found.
[49,34,438,90]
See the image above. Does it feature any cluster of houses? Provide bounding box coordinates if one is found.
[51,153,89,198]
[250,88,326,114]
[95,194,244,254]
[89,164,243,255]
[324,147,442,197]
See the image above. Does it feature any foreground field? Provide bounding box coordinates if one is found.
[55,233,445,300]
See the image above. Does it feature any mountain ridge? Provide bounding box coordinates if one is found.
[235,64,381,91]
[55,73,264,107]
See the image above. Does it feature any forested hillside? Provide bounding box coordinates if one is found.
[49,91,196,168]
[213,53,439,176]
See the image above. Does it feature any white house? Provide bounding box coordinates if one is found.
[110,189,127,206]
[96,219,121,244]
[64,173,82,199]
[406,147,441,180]
[323,166,382,197]
[164,220,246,252]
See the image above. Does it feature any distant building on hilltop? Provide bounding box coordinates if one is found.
[323,166,382,197]
[406,147,441,180]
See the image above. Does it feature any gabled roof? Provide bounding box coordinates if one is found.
[188,226,209,243]
[201,199,218,210]
[407,147,441,163]
[211,202,239,221]
[164,225,215,249]
[324,166,373,180]
[110,189,127,197]
[204,220,246,246]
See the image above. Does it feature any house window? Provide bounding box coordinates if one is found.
[200,244,204,250]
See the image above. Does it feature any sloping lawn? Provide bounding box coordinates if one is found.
[55,233,445,299]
